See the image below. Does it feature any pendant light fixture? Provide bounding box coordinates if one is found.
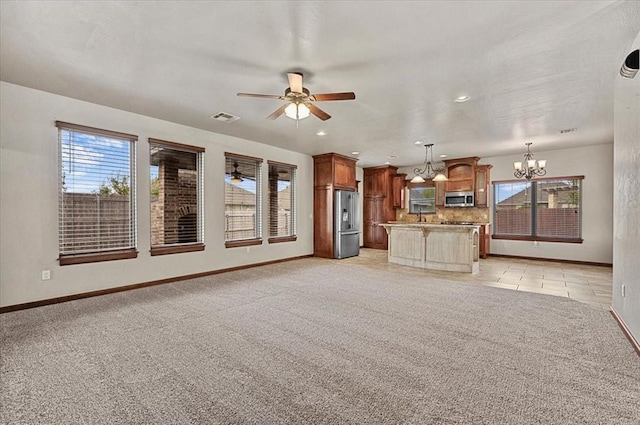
[513,142,547,180]
[411,143,448,183]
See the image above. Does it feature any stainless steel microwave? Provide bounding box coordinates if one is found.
[445,191,474,207]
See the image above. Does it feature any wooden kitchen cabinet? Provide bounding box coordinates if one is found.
[391,173,407,209]
[435,180,446,207]
[363,165,398,249]
[444,157,479,193]
[475,165,492,208]
[479,224,491,259]
[313,153,358,258]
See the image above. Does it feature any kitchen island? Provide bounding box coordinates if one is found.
[381,223,480,273]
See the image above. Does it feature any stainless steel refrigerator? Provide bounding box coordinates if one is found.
[334,190,360,259]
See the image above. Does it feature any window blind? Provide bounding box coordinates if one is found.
[57,122,137,257]
[224,154,262,242]
[149,139,204,249]
[268,161,297,238]
[493,177,583,242]
[494,181,532,236]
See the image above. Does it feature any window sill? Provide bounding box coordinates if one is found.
[225,238,263,249]
[268,236,297,244]
[59,249,138,266]
[150,243,205,256]
[492,235,583,244]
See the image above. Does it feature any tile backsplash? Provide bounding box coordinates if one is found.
[396,207,490,224]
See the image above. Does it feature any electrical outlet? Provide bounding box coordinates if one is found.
[246,246,251,253]
[621,284,626,297]
[533,241,538,247]
[41,270,51,280]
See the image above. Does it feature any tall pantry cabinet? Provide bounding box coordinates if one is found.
[313,153,358,258]
[363,165,398,250]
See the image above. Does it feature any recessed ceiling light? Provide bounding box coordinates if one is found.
[439,154,448,158]
[351,151,360,155]
[384,161,391,165]
[388,155,397,158]
[414,141,423,145]
[454,95,470,103]
[316,130,327,136]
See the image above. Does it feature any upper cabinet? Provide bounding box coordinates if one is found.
[475,164,492,208]
[313,153,357,191]
[443,157,479,193]
[391,173,407,209]
[430,156,491,207]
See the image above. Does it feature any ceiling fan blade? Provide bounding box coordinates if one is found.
[237,93,284,99]
[308,104,331,121]
[266,104,288,120]
[287,72,303,94]
[311,92,356,101]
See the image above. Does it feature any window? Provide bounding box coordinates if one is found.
[408,183,436,214]
[268,161,297,243]
[493,176,583,243]
[149,139,204,256]
[224,153,263,247]
[56,121,137,265]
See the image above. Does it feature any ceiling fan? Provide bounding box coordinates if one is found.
[237,72,356,121]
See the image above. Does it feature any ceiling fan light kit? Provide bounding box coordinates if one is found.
[230,162,243,184]
[237,72,355,123]
[285,103,310,120]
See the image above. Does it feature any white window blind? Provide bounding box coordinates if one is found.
[493,177,583,242]
[268,161,297,239]
[224,154,262,243]
[57,122,137,260]
[149,139,204,250]
[493,181,533,236]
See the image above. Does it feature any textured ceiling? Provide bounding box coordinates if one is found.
[1,1,639,167]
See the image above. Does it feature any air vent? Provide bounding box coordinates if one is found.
[211,112,240,123]
[560,128,577,134]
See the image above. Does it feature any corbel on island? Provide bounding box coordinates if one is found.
[381,223,480,273]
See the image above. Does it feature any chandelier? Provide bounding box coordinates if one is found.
[411,143,448,183]
[513,142,547,180]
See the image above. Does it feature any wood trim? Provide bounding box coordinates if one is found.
[0,254,314,314]
[148,138,205,153]
[492,175,585,184]
[489,253,612,267]
[224,152,263,163]
[268,236,297,244]
[610,307,640,357]
[150,244,205,256]
[59,249,138,266]
[55,121,138,141]
[267,160,298,169]
[312,152,357,162]
[225,238,263,248]
[492,235,583,244]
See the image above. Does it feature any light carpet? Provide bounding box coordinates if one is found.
[1,258,639,424]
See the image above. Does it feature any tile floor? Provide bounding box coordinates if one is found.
[338,249,613,310]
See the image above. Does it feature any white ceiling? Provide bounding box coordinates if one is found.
[1,1,639,167]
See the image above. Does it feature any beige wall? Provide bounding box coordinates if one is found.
[613,33,640,343]
[0,82,314,308]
